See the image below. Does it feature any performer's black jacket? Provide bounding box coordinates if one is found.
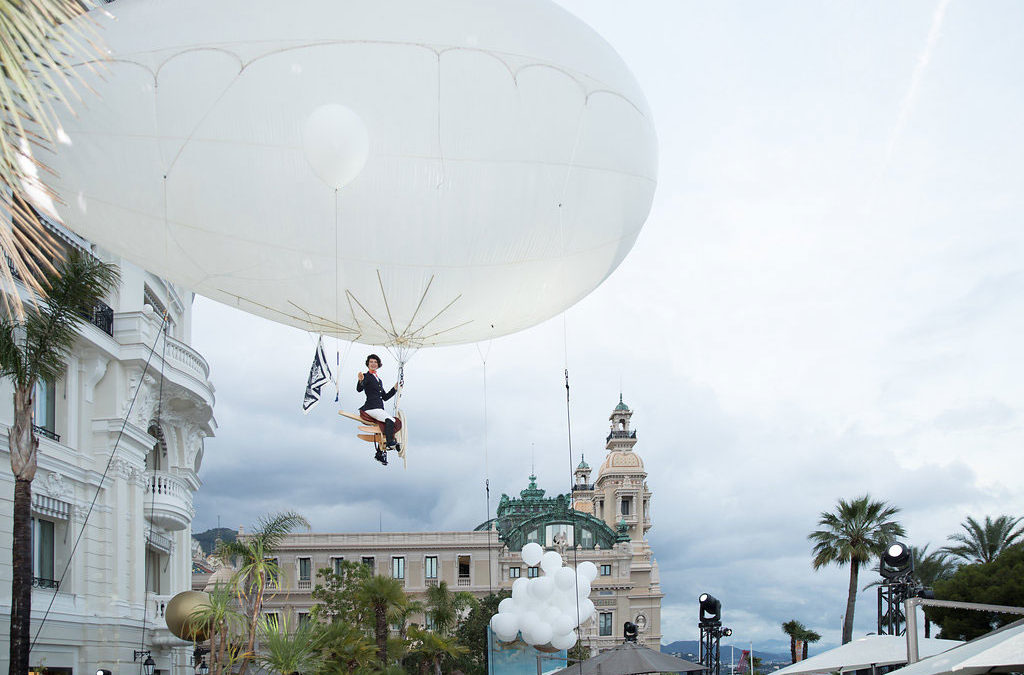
[357,372,397,411]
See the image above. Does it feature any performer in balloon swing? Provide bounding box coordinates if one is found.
[357,354,401,465]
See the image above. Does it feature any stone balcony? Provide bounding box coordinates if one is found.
[144,471,193,531]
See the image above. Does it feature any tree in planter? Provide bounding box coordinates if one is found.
[214,511,310,675]
[808,494,905,643]
[1,249,119,675]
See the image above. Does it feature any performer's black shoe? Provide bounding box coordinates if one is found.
[386,440,400,453]
[374,449,388,466]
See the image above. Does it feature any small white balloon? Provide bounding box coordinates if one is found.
[551,631,578,651]
[531,621,554,646]
[490,612,519,642]
[302,104,370,189]
[540,550,564,574]
[521,543,544,567]
[575,577,592,598]
[498,598,518,614]
[579,598,596,620]
[530,576,555,601]
[552,613,576,635]
[512,577,530,600]
[577,561,598,582]
[553,567,576,591]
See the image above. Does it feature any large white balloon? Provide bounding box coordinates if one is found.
[540,551,564,574]
[577,561,599,583]
[521,543,544,567]
[498,598,518,615]
[40,0,658,348]
[530,576,555,601]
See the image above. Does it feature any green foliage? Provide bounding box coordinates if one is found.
[356,574,408,666]
[256,614,323,675]
[406,626,468,675]
[315,621,378,674]
[187,583,247,675]
[311,560,372,625]
[213,511,310,675]
[567,642,590,664]
[424,581,474,636]
[942,515,1024,565]
[929,543,1024,640]
[453,592,507,674]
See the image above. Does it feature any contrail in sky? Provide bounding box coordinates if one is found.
[883,0,953,167]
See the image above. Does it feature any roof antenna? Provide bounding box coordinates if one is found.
[531,443,535,475]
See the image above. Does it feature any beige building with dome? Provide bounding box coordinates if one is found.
[202,397,661,654]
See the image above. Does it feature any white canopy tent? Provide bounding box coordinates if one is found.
[887,620,1024,675]
[771,636,962,675]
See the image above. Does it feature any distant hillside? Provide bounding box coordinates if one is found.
[193,527,237,555]
[661,641,791,663]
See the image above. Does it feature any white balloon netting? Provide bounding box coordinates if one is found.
[489,543,598,650]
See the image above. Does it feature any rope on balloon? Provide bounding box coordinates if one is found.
[562,313,584,671]
[475,339,494,596]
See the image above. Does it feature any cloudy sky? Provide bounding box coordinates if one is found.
[190,0,1024,652]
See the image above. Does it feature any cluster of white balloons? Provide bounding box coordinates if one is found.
[489,542,599,650]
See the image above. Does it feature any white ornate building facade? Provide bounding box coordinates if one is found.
[236,397,660,655]
[0,224,216,675]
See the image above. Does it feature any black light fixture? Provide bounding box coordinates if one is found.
[880,542,913,580]
[193,646,211,675]
[722,627,733,637]
[134,650,156,675]
[196,660,209,675]
[96,670,112,675]
[699,593,722,623]
[623,621,638,642]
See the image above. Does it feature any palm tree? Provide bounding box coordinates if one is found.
[256,614,323,675]
[188,583,247,675]
[316,621,378,674]
[942,515,1024,564]
[808,494,906,644]
[407,626,468,675]
[423,581,473,635]
[1,248,119,675]
[0,0,105,316]
[215,511,310,675]
[356,574,408,666]
[798,626,821,660]
[781,620,807,664]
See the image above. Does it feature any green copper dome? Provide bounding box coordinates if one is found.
[576,454,590,470]
[615,393,629,411]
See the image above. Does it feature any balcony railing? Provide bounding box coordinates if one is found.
[78,301,114,337]
[606,430,637,442]
[144,471,192,531]
[572,483,595,491]
[297,579,311,590]
[425,578,438,587]
[33,425,60,443]
[32,576,59,590]
[457,577,471,586]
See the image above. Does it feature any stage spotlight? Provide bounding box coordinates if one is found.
[624,621,638,642]
[722,627,733,637]
[699,593,721,623]
[880,542,913,579]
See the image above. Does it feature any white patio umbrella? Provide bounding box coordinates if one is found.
[888,620,1024,675]
[771,636,961,675]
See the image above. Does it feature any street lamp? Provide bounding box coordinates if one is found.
[134,650,156,675]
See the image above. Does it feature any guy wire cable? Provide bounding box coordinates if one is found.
[30,309,170,653]
[562,313,582,672]
[138,316,170,671]
[475,340,493,596]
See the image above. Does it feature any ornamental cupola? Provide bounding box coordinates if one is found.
[572,454,595,514]
[607,393,637,452]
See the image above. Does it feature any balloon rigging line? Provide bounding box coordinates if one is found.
[476,341,493,595]
[30,311,170,654]
[138,321,170,668]
[376,269,400,340]
[398,274,436,339]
